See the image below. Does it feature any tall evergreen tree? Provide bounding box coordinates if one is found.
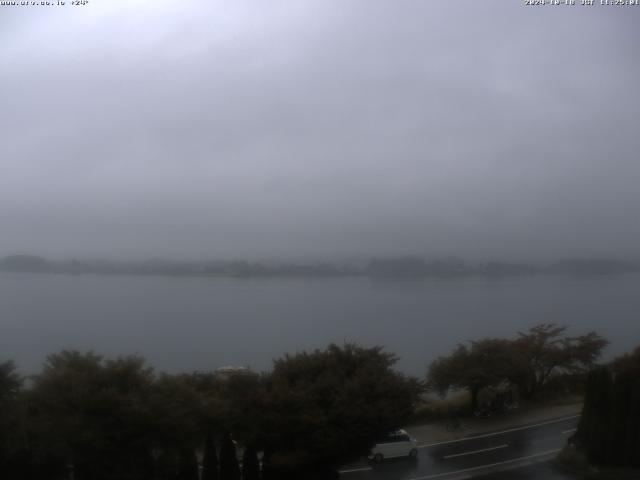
[611,346,640,467]
[241,446,260,480]
[0,361,23,479]
[219,434,240,480]
[576,346,640,467]
[201,435,219,480]
[577,366,613,464]
[176,448,199,480]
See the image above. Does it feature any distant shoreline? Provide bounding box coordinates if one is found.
[1,254,638,279]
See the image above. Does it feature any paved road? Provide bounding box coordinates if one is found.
[472,462,578,480]
[339,416,580,480]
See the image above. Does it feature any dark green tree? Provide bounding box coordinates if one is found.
[241,446,260,480]
[219,434,240,480]
[209,371,264,447]
[147,373,205,479]
[575,346,640,467]
[201,434,219,480]
[0,361,23,478]
[0,360,21,401]
[428,339,517,411]
[428,324,608,408]
[176,448,199,480]
[577,366,614,464]
[611,346,640,466]
[27,351,156,480]
[259,344,421,479]
[514,324,607,399]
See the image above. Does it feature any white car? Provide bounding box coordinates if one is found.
[368,429,418,462]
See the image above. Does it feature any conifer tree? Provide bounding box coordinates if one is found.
[241,446,260,480]
[577,346,640,467]
[177,449,199,480]
[578,366,613,464]
[202,435,219,480]
[219,434,240,480]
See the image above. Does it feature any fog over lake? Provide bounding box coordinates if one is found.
[3,272,638,376]
[3,2,640,381]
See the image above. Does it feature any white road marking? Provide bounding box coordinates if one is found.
[417,414,581,449]
[561,428,577,435]
[340,415,578,476]
[442,444,508,460]
[407,448,561,480]
[338,466,373,474]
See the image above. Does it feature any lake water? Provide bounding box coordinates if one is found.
[2,272,639,376]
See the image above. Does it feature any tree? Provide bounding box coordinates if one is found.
[27,351,156,480]
[207,370,264,447]
[428,339,517,411]
[219,434,240,480]
[610,346,640,466]
[259,343,421,479]
[241,446,260,480]
[201,434,219,480]
[0,360,21,401]
[176,448,199,480]
[514,324,608,398]
[147,373,205,479]
[0,361,23,478]
[576,366,614,464]
[575,346,640,467]
[427,325,607,409]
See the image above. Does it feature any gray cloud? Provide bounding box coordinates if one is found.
[1,0,639,260]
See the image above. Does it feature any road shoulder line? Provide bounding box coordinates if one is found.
[442,443,508,460]
[408,448,561,480]
[339,466,373,474]
[417,414,580,449]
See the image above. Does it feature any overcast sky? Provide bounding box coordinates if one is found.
[1,0,639,261]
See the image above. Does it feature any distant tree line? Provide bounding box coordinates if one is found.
[427,324,608,412]
[0,344,421,480]
[1,254,639,279]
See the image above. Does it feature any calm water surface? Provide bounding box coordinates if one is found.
[2,272,639,376]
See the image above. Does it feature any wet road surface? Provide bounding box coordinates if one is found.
[339,415,580,480]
